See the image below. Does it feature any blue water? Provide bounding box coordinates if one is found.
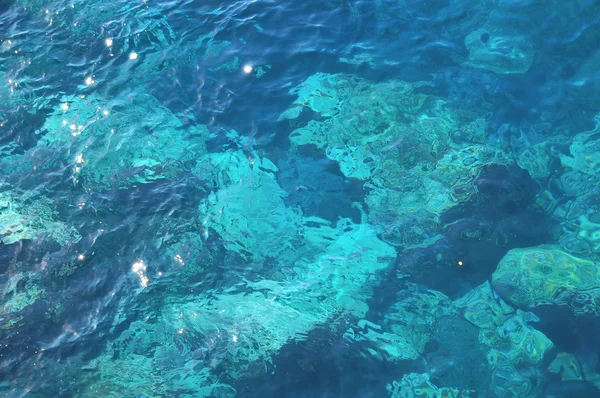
[2,0,600,397]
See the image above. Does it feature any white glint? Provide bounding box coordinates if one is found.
[132,260,149,288]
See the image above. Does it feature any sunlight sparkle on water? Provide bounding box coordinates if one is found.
[132,260,149,288]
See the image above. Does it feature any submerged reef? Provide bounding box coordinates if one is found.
[3,2,600,395]
[387,372,475,398]
[280,73,515,251]
[0,185,80,246]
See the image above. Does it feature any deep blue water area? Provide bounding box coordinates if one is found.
[2,0,600,397]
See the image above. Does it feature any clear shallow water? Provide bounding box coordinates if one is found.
[2,0,600,397]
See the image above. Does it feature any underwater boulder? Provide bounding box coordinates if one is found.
[386,372,476,398]
[464,27,535,75]
[492,245,600,316]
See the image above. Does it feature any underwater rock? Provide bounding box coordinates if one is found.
[455,282,553,365]
[1,270,45,315]
[386,372,475,398]
[280,72,344,119]
[543,179,600,259]
[557,170,598,198]
[343,319,421,361]
[276,155,362,222]
[198,150,304,262]
[516,142,555,179]
[492,245,600,316]
[199,150,396,315]
[78,350,236,398]
[369,144,514,250]
[548,352,585,382]
[0,186,80,246]
[282,72,517,253]
[2,93,209,189]
[454,281,552,397]
[560,113,600,176]
[464,26,534,75]
[345,284,453,362]
[283,73,460,180]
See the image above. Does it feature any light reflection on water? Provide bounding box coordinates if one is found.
[1,0,600,396]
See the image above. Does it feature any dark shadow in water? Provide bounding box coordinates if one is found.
[0,108,48,155]
[233,324,410,398]
[277,153,364,224]
[535,306,600,397]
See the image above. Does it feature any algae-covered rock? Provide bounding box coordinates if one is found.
[0,187,80,246]
[283,74,460,181]
[558,170,598,197]
[547,351,600,392]
[455,282,552,365]
[492,246,600,315]
[454,281,515,331]
[366,144,512,248]
[364,188,443,248]
[384,283,452,352]
[454,281,552,397]
[386,373,475,398]
[489,363,545,398]
[282,73,512,251]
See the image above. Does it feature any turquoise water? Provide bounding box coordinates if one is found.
[2,0,600,396]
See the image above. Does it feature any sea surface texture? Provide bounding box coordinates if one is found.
[2,0,600,397]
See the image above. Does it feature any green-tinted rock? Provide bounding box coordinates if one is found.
[492,246,600,315]
[454,282,552,397]
[386,373,475,398]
